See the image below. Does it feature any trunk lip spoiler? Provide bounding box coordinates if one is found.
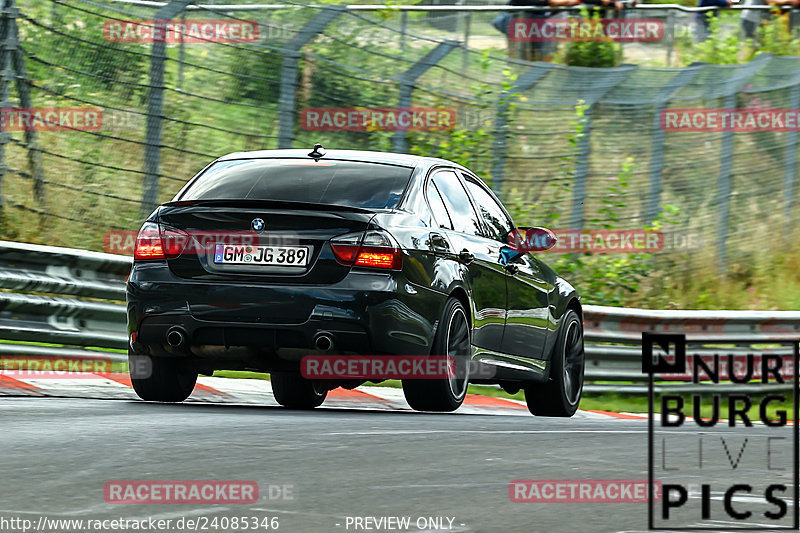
[161,198,390,215]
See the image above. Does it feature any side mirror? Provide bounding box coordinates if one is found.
[507,227,557,253]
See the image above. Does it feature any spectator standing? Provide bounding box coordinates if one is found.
[696,0,732,41]
[507,0,580,61]
[741,0,768,39]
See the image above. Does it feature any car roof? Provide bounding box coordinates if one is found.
[215,149,467,172]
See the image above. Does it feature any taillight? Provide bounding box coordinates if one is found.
[330,232,362,264]
[133,222,188,260]
[331,230,402,270]
[354,246,401,269]
[134,222,163,260]
[161,227,188,259]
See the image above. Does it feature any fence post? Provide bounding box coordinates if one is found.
[490,65,552,197]
[277,7,344,150]
[783,80,800,228]
[140,0,195,220]
[715,92,735,272]
[0,1,10,224]
[177,12,185,90]
[568,65,637,229]
[666,11,675,67]
[714,54,770,273]
[392,41,458,153]
[461,12,471,74]
[646,63,705,223]
[400,11,407,52]
[5,0,44,216]
[570,109,593,228]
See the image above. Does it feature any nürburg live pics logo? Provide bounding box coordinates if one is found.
[644,332,799,530]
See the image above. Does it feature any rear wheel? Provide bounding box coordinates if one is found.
[271,372,327,409]
[402,297,471,412]
[524,309,584,417]
[128,350,198,402]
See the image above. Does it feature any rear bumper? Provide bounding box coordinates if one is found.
[126,262,443,365]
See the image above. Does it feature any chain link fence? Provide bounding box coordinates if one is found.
[1,0,799,278]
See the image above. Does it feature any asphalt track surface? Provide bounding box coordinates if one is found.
[0,393,797,533]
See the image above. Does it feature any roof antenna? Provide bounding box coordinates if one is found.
[308,143,326,161]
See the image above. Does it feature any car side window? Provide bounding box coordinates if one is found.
[431,171,483,237]
[463,177,514,243]
[426,181,453,230]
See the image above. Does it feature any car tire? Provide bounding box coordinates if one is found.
[524,309,585,417]
[271,372,327,409]
[128,350,198,403]
[402,297,471,412]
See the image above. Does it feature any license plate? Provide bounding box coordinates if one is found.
[213,244,310,266]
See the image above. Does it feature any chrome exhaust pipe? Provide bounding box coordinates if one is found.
[166,327,187,348]
[313,332,334,352]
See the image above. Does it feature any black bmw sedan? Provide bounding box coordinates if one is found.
[126,146,585,416]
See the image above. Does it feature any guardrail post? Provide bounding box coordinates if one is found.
[140,0,196,220]
[392,41,458,153]
[277,6,344,150]
[490,65,552,196]
[646,63,705,223]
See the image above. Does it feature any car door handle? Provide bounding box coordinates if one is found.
[427,232,450,251]
[459,249,474,264]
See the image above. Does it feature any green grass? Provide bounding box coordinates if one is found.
[213,370,270,380]
[0,339,125,353]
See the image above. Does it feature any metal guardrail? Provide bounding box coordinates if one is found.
[0,240,130,354]
[108,1,792,12]
[1,240,798,393]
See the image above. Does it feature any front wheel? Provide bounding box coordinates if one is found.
[524,309,585,417]
[402,297,471,412]
[271,372,327,409]
[128,351,198,402]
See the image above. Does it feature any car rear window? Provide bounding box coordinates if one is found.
[178,158,413,209]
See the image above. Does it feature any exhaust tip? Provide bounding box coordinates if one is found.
[166,327,187,348]
[313,332,334,352]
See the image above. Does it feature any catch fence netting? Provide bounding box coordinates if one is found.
[1,0,798,278]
